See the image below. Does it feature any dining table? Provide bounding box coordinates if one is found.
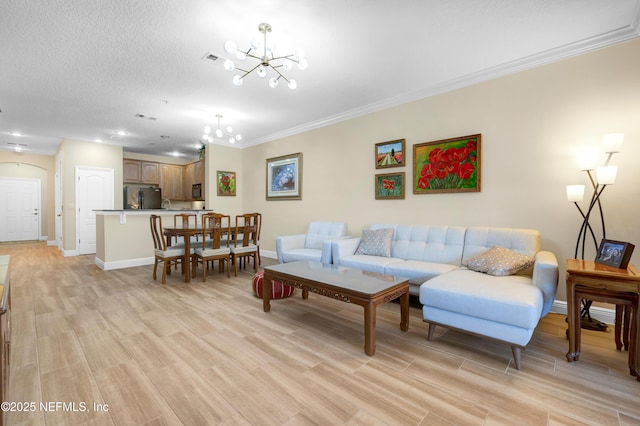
[163,224,204,283]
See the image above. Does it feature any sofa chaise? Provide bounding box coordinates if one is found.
[331,224,559,369]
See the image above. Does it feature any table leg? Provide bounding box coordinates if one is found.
[630,302,639,378]
[262,272,272,312]
[400,290,409,332]
[615,305,623,350]
[566,279,581,362]
[184,238,191,283]
[364,302,376,356]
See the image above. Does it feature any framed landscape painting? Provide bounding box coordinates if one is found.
[216,170,236,196]
[413,134,481,194]
[266,152,302,200]
[375,172,405,200]
[375,139,405,169]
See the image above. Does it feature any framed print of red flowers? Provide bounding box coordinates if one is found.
[375,172,405,200]
[413,134,481,194]
[217,170,236,196]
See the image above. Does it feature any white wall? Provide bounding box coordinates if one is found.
[241,39,640,302]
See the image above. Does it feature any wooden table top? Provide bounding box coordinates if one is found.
[566,259,640,281]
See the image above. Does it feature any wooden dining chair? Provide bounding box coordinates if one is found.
[192,213,232,280]
[150,215,185,284]
[172,213,198,246]
[230,213,260,276]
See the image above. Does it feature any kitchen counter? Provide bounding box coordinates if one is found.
[94,210,212,270]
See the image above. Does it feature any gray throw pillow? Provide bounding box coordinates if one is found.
[355,228,394,257]
[464,246,534,276]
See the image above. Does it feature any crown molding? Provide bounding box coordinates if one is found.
[241,18,640,149]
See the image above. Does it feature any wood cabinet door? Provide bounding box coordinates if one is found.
[123,160,141,183]
[171,165,184,200]
[183,163,195,200]
[141,162,159,184]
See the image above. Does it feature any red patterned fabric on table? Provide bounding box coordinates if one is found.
[252,270,295,299]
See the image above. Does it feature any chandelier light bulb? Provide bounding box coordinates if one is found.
[204,126,211,134]
[269,77,279,88]
[229,137,235,144]
[282,59,293,71]
[256,65,267,78]
[235,50,247,60]
[236,135,242,141]
[215,129,223,138]
[232,75,243,86]
[226,126,233,133]
[250,37,261,50]
[287,79,297,90]
[298,58,308,70]
[224,40,237,54]
[294,48,305,59]
[223,59,235,71]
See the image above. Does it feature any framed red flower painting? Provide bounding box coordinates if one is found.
[413,134,481,194]
[375,172,405,200]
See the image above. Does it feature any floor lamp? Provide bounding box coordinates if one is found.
[566,133,623,331]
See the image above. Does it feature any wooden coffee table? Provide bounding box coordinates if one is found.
[263,260,410,355]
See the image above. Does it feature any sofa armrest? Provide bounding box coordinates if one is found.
[331,237,361,266]
[532,250,559,317]
[275,234,307,263]
[320,236,352,264]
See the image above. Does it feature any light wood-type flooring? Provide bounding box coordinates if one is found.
[2,241,640,425]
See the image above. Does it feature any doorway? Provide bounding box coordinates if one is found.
[75,167,113,255]
[0,177,41,242]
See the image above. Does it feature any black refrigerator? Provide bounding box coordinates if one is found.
[124,187,162,209]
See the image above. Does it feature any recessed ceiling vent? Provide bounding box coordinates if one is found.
[135,113,157,120]
[109,134,121,140]
[202,52,219,62]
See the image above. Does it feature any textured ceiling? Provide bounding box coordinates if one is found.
[0,0,638,159]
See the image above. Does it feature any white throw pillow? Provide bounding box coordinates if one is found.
[464,246,534,276]
[355,228,394,257]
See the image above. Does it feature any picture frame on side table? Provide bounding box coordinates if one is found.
[413,134,481,194]
[375,172,405,200]
[375,139,405,169]
[216,170,236,196]
[595,239,635,269]
[266,152,303,200]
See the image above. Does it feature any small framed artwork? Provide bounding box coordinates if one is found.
[595,239,635,269]
[216,171,236,196]
[375,139,405,169]
[375,172,405,200]
[413,134,481,194]
[266,152,302,200]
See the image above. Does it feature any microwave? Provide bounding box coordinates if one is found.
[192,183,202,199]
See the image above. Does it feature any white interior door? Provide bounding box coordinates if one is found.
[0,178,40,242]
[76,167,113,255]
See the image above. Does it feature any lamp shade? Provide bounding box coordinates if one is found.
[566,185,585,202]
[596,166,617,185]
[603,133,624,153]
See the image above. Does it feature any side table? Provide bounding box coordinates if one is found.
[565,259,640,380]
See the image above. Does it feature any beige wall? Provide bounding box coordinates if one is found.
[241,39,640,301]
[0,152,55,241]
[58,139,123,252]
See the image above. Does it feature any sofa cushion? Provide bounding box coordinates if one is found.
[419,269,543,329]
[304,221,348,250]
[280,248,323,263]
[355,228,394,257]
[384,260,460,284]
[338,255,403,275]
[464,246,534,276]
[462,227,540,264]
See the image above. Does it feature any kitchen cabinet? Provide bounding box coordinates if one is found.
[184,160,204,200]
[141,162,159,184]
[123,160,159,184]
[123,159,141,183]
[159,164,184,200]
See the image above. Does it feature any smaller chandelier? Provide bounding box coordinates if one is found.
[203,114,241,144]
[223,23,308,90]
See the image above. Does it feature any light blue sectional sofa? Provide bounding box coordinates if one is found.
[331,224,559,369]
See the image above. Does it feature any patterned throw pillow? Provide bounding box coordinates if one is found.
[464,246,535,276]
[355,228,394,257]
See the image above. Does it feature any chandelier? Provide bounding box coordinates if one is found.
[223,23,308,90]
[203,114,241,144]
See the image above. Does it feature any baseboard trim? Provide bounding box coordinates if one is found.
[549,300,615,325]
[96,256,155,271]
